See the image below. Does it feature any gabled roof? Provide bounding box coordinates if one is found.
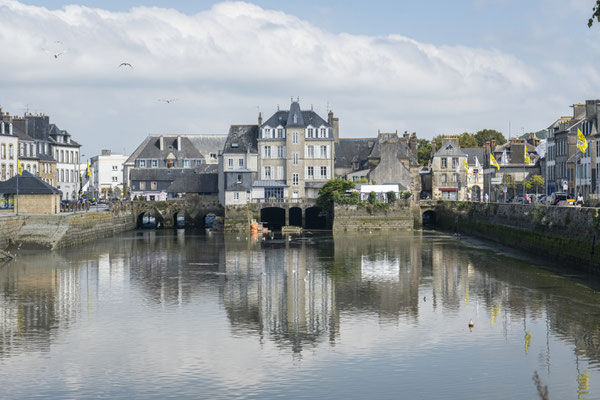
[223,125,258,154]
[261,102,331,131]
[130,166,217,181]
[433,142,467,157]
[462,148,485,166]
[128,135,226,161]
[0,171,60,194]
[334,138,374,169]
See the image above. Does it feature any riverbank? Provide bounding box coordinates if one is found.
[0,210,135,250]
[434,201,600,272]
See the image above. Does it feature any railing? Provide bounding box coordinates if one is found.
[251,198,316,205]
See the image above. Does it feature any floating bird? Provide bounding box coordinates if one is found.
[118,62,133,68]
[468,319,474,328]
[54,40,63,45]
[158,98,178,104]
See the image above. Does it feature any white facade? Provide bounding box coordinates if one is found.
[90,151,127,198]
[0,122,19,181]
[53,143,80,200]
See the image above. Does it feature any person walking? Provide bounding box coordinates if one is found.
[484,193,489,203]
[577,193,584,207]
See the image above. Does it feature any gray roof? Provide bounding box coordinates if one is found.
[0,171,60,194]
[334,138,374,169]
[48,124,80,147]
[462,148,485,166]
[369,134,418,167]
[253,180,288,187]
[262,102,330,130]
[130,134,226,161]
[130,167,216,181]
[433,142,467,157]
[166,173,218,194]
[223,125,258,154]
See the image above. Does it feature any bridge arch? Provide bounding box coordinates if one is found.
[289,207,303,227]
[260,207,286,231]
[305,206,327,230]
[422,210,437,227]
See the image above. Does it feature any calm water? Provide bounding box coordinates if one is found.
[1,230,600,399]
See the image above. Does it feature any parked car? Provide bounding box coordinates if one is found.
[549,192,568,205]
[536,195,547,204]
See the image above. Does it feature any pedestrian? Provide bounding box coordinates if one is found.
[577,193,584,207]
[484,193,489,203]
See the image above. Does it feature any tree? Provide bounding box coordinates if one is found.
[502,173,516,200]
[317,179,355,211]
[528,175,545,196]
[458,132,478,148]
[417,139,432,166]
[590,0,600,27]
[368,191,377,204]
[474,129,507,147]
[386,191,397,203]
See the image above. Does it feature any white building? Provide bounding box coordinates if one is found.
[89,150,127,199]
[0,121,19,181]
[49,125,81,200]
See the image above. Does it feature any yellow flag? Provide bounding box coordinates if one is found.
[524,153,531,164]
[87,161,92,177]
[577,128,588,153]
[490,153,500,170]
[17,160,23,176]
[463,158,469,173]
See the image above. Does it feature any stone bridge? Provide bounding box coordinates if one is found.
[130,195,223,229]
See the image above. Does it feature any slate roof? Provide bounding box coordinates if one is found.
[130,167,216,181]
[334,138,374,169]
[129,134,226,161]
[0,171,60,194]
[261,102,331,131]
[223,125,258,154]
[48,124,80,147]
[369,135,419,167]
[462,148,485,166]
[166,173,218,194]
[433,142,467,157]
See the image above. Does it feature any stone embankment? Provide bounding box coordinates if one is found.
[333,200,414,232]
[434,201,600,270]
[0,209,136,250]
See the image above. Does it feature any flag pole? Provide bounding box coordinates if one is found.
[16,172,18,216]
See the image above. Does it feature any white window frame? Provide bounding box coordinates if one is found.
[293,152,299,165]
[307,166,314,179]
[238,158,244,167]
[293,132,298,144]
[320,166,327,179]
[228,158,233,169]
[307,146,314,158]
[320,145,327,159]
[233,192,240,201]
[292,173,299,186]
[139,160,146,168]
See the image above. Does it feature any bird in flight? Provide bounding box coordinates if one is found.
[119,62,133,68]
[158,99,178,104]
[43,48,67,59]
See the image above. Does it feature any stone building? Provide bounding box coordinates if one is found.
[218,124,259,206]
[431,138,468,200]
[129,166,218,201]
[0,171,61,214]
[12,122,39,176]
[255,100,337,201]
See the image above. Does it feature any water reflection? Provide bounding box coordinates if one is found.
[0,230,600,398]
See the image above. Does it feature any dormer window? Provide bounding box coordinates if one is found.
[231,143,239,148]
[307,128,314,138]
[264,128,272,139]
[319,128,326,138]
[293,114,298,124]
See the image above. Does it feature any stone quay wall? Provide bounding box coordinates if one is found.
[224,205,251,232]
[333,201,414,232]
[434,201,600,270]
[0,215,26,249]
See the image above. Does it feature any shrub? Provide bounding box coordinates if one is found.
[368,191,377,204]
[387,191,397,204]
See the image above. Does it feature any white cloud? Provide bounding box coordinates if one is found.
[0,0,592,155]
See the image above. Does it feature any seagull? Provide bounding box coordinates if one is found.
[158,98,178,104]
[118,62,133,68]
[43,48,67,59]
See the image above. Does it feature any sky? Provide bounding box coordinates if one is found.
[0,0,599,158]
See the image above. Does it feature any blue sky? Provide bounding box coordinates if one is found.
[1,0,599,156]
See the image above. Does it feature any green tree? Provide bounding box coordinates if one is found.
[317,179,355,211]
[417,139,432,166]
[590,0,600,27]
[528,175,545,196]
[502,173,517,200]
[458,132,478,148]
[368,191,377,204]
[355,177,368,183]
[474,129,507,147]
[386,191,397,203]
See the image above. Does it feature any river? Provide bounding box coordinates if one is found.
[0,230,599,399]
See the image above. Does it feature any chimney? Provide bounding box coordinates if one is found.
[431,138,436,155]
[258,111,263,126]
[410,132,417,155]
[328,110,339,143]
[101,149,111,156]
[177,136,182,150]
[159,136,164,151]
[404,130,409,139]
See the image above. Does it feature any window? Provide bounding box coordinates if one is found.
[353,161,359,170]
[264,166,272,179]
[112,176,118,182]
[441,158,447,169]
[307,166,314,179]
[237,174,242,183]
[9,145,14,160]
[320,166,327,179]
[112,165,118,171]
[277,166,284,179]
[0,145,4,159]
[70,170,73,182]
[195,160,204,166]
[320,128,326,138]
[307,128,314,138]
[152,160,158,168]
[140,182,146,190]
[263,145,272,158]
[151,181,157,190]
[452,158,458,168]
[263,128,272,139]
[277,128,284,138]
[228,158,233,168]
[210,153,217,160]
[320,145,327,158]
[452,173,458,182]
[293,152,299,165]
[238,158,244,167]
[292,173,299,186]
[139,160,146,168]
[60,169,64,182]
[277,146,285,158]
[307,146,314,158]
[441,173,447,183]
[293,132,298,144]
[233,192,239,201]
[184,160,190,168]
[19,143,24,156]
[1,164,5,179]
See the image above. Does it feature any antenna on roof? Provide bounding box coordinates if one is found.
[297,96,299,102]
[290,96,293,103]
[311,104,313,111]
[277,104,280,111]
